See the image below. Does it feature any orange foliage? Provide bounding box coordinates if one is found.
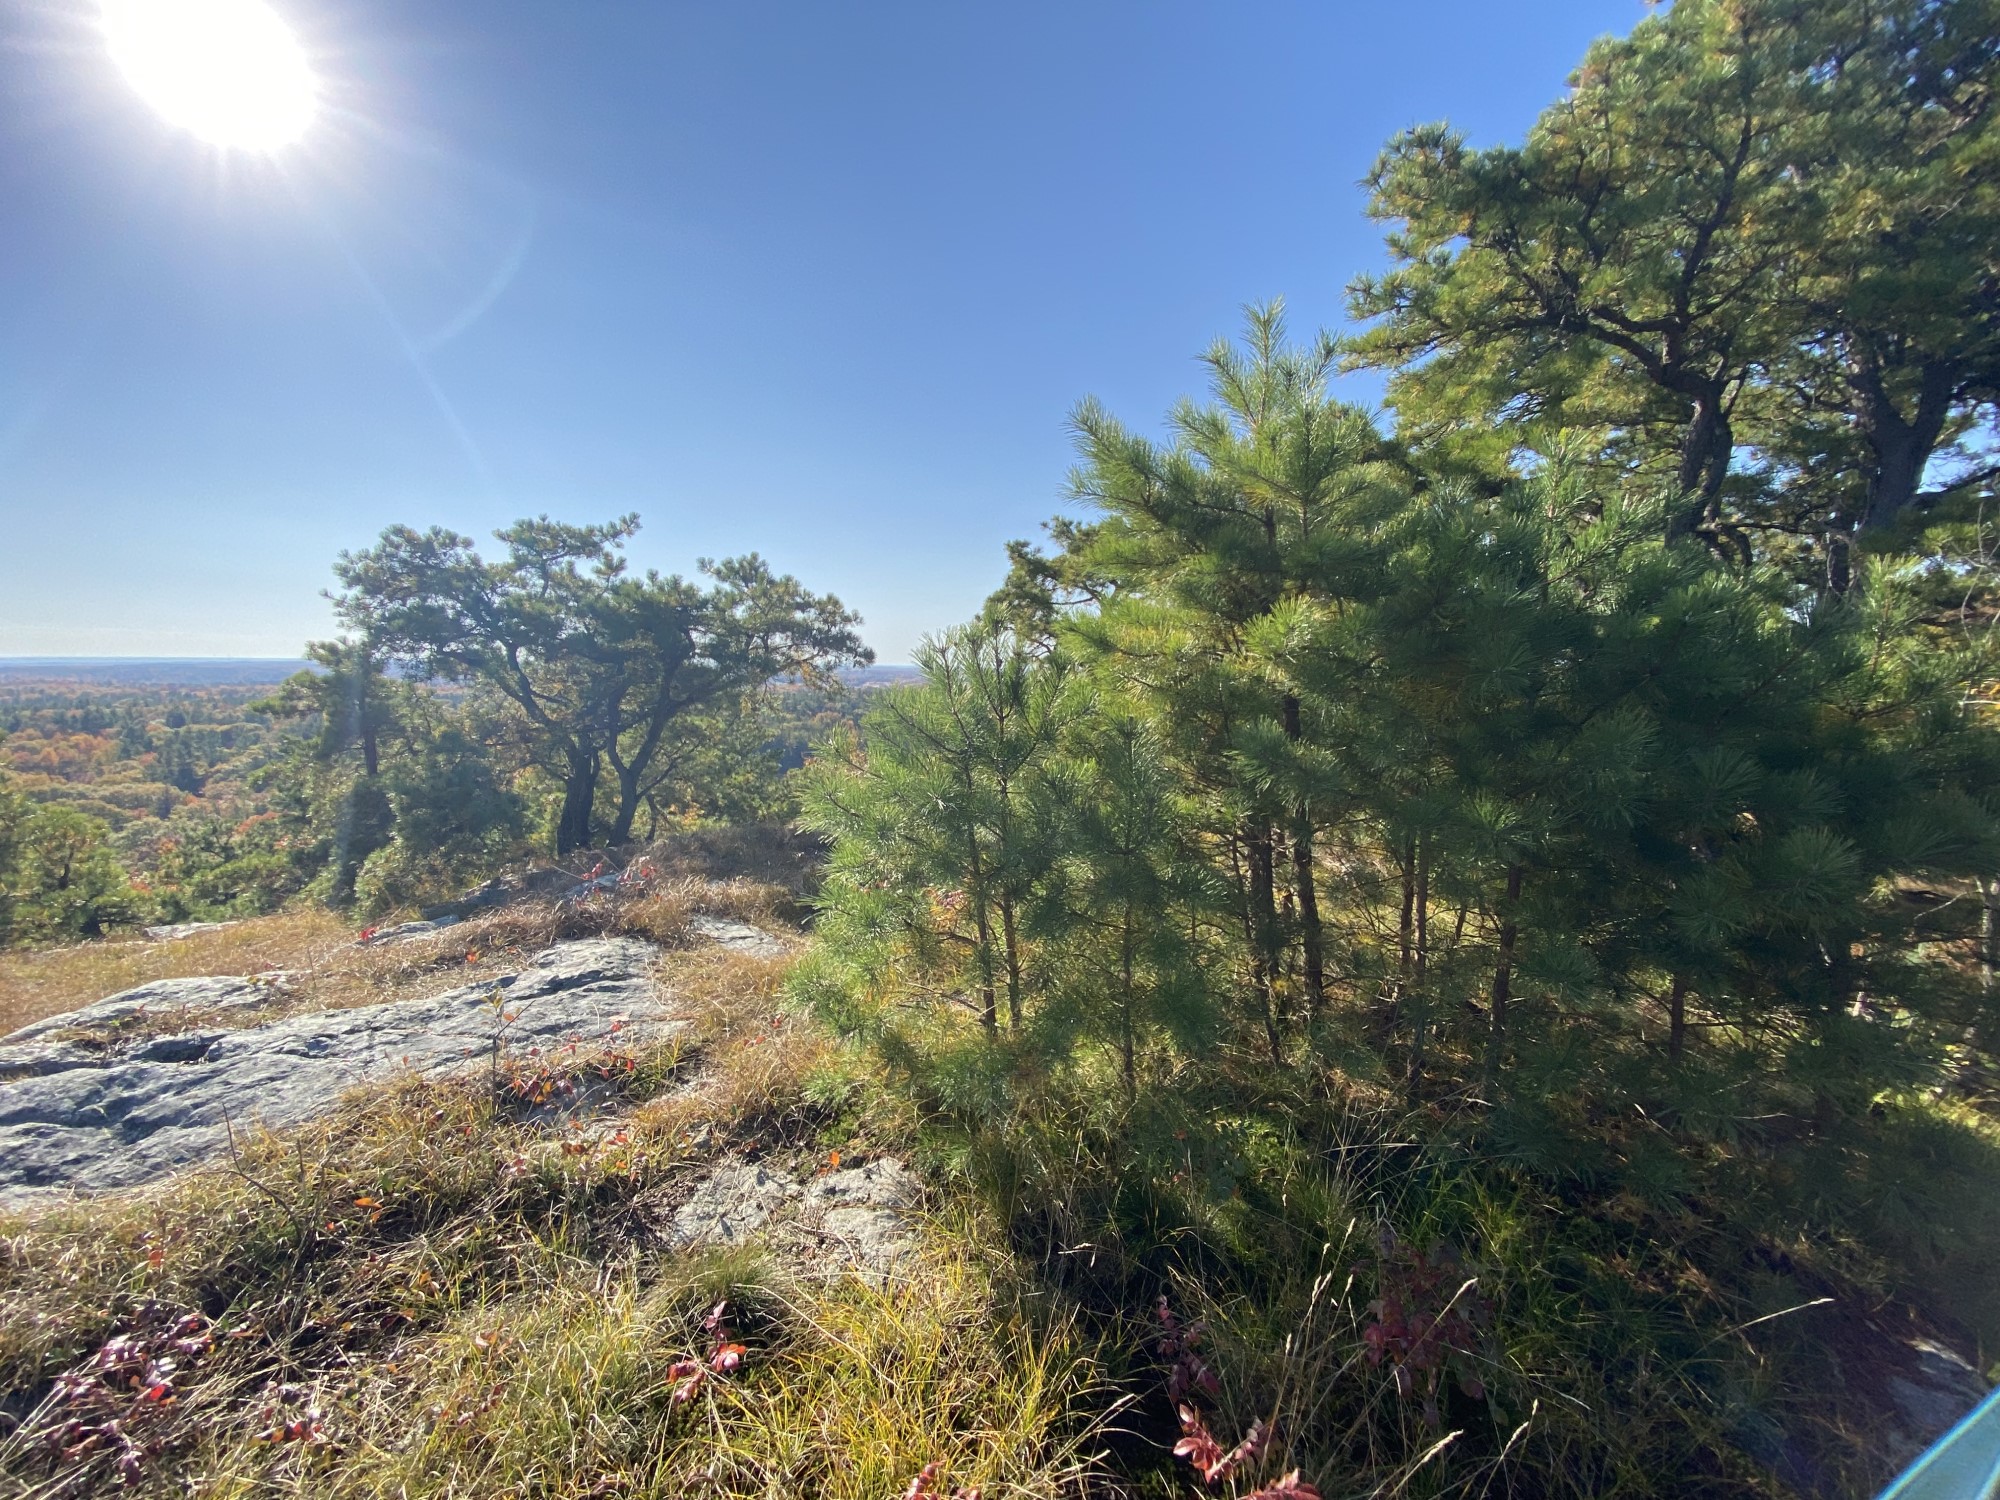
[7,732,117,782]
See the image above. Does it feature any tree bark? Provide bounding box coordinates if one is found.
[1483,864,1524,1092]
[1406,841,1430,1108]
[1245,819,1283,1066]
[555,749,599,854]
[1668,973,1689,1064]
[1280,694,1326,1017]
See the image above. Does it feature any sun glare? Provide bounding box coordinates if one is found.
[100,0,317,152]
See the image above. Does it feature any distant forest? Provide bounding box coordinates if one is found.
[0,652,912,941]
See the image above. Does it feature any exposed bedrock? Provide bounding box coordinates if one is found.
[0,937,678,1206]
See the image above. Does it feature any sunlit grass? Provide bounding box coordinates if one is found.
[0,908,352,1037]
[0,1035,1099,1499]
[0,910,1099,1499]
[0,875,796,1040]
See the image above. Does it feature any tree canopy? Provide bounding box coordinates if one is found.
[333,516,870,854]
[1346,0,2000,580]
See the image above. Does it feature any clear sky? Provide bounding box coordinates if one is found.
[0,1,1643,663]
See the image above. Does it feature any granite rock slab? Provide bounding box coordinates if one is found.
[0,937,676,1206]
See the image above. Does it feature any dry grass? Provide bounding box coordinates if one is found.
[637,822,826,903]
[161,1243,1103,1500]
[0,877,800,1042]
[622,934,900,1162]
[0,916,1102,1500]
[0,910,354,1038]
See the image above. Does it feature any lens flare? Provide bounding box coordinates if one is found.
[100,0,317,151]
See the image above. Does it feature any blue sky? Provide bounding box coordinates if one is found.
[0,1,1642,662]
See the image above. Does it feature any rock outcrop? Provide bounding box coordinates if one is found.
[0,976,296,1081]
[803,1157,919,1273]
[686,915,790,959]
[142,921,240,942]
[3,975,284,1045]
[1884,1339,1992,1469]
[0,937,677,1207]
[663,1154,919,1281]
[356,917,463,947]
[0,917,909,1284]
[668,1162,801,1248]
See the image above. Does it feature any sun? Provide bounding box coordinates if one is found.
[100,0,317,152]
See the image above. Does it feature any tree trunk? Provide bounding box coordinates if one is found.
[1292,820,1325,1016]
[1406,842,1430,1108]
[1245,820,1283,1067]
[1667,387,1731,543]
[608,765,643,847]
[1281,694,1326,1017]
[1982,877,2000,995]
[966,837,998,1035]
[1859,423,1932,538]
[1826,531,1853,596]
[993,756,1026,1032]
[1120,906,1137,1103]
[1668,973,1689,1064]
[1390,837,1415,1039]
[1000,898,1024,1032]
[555,751,599,855]
[1852,354,1955,541]
[1483,864,1524,1092]
[972,899,999,1034]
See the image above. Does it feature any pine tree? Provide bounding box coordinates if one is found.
[255,640,402,903]
[799,625,1071,1035]
[1058,304,1402,1060]
[1034,710,1215,1100]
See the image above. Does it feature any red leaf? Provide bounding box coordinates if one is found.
[666,1358,706,1403]
[1172,1404,1225,1480]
